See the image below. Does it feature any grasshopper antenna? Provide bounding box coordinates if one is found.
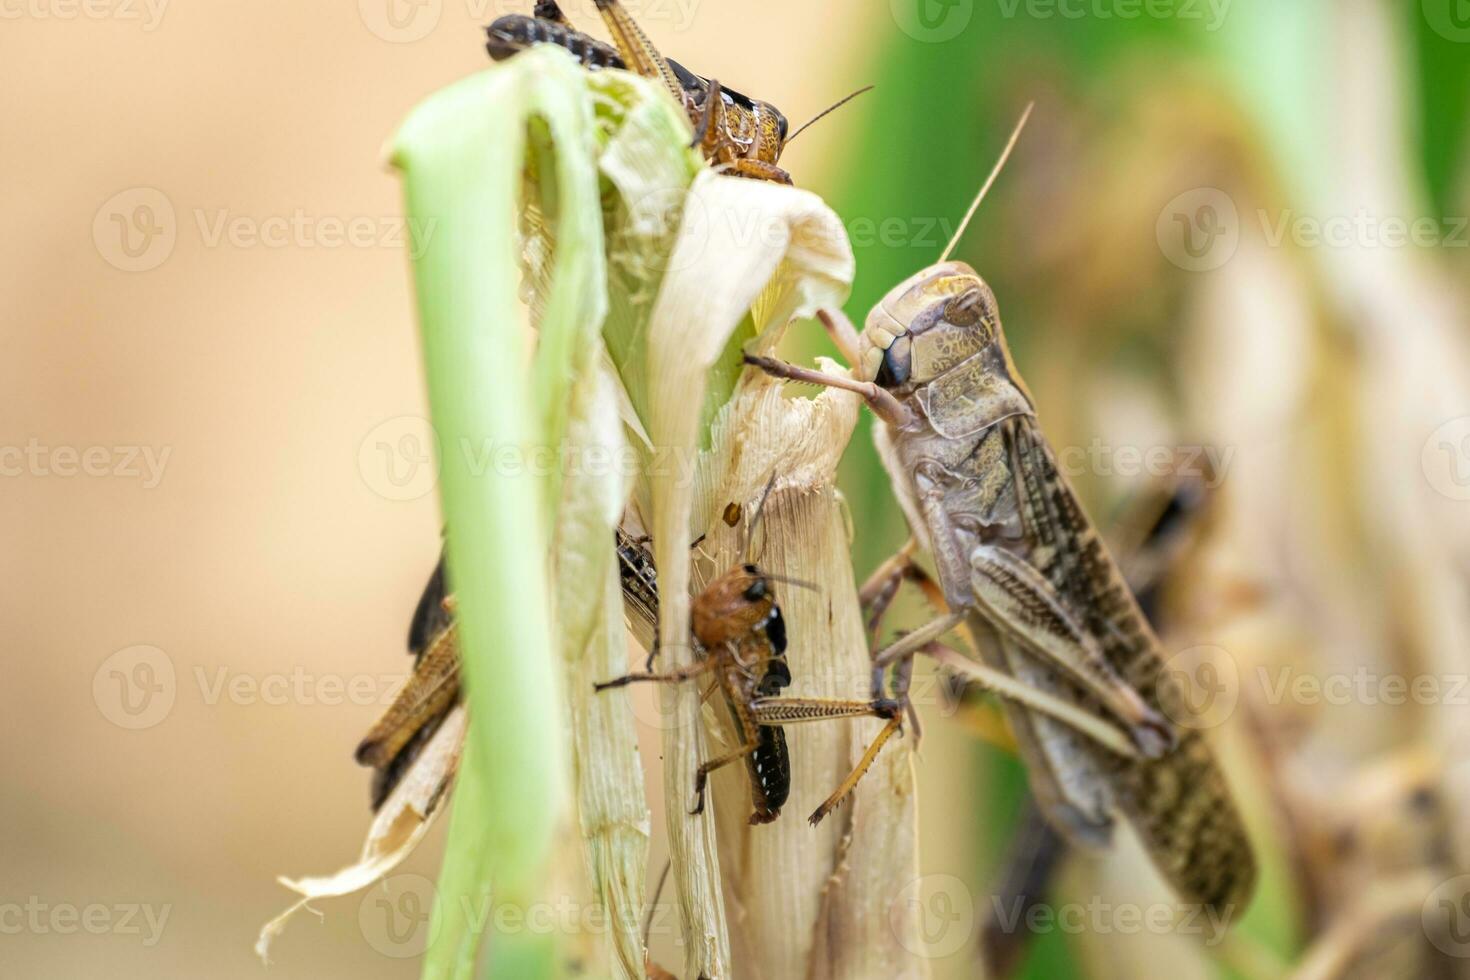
[742,472,780,565]
[938,101,1034,264]
[785,85,875,145]
[763,571,820,593]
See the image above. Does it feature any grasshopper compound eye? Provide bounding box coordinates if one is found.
[742,577,768,602]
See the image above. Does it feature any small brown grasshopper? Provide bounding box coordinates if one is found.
[595,480,901,824]
[745,110,1256,911]
[486,0,866,184]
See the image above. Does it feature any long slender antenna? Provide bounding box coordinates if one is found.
[938,101,1035,264]
[785,85,876,145]
[742,472,780,564]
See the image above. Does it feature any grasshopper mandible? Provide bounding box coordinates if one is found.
[487,0,866,184]
[745,109,1256,911]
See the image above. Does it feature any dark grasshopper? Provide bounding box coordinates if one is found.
[745,113,1256,912]
[594,484,901,824]
[356,528,662,808]
[487,0,805,183]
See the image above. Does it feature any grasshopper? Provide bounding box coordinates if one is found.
[356,527,663,808]
[745,110,1256,911]
[595,480,902,824]
[487,0,865,184]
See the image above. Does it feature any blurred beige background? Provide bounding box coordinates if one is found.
[0,3,881,977]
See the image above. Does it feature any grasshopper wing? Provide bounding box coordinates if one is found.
[974,414,1256,914]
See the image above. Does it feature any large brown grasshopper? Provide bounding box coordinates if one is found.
[745,112,1257,912]
[486,0,865,184]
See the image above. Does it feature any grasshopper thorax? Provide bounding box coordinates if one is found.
[691,563,786,654]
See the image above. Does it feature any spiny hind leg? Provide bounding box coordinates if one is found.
[591,0,681,100]
[748,696,901,726]
[809,714,904,825]
[967,543,1171,755]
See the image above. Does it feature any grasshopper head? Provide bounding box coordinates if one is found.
[855,261,1004,389]
[691,564,787,654]
[755,101,789,162]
